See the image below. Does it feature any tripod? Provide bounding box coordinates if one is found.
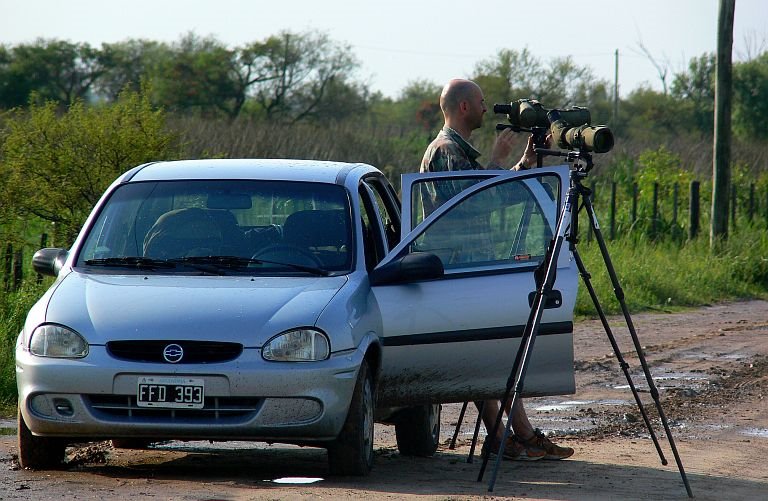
[476,149,693,497]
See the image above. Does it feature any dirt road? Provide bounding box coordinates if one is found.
[1,300,766,500]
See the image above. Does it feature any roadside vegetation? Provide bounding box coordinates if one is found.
[1,31,767,405]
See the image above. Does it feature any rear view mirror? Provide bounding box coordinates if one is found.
[370,252,444,286]
[32,248,69,277]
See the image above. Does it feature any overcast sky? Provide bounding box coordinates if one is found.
[2,0,766,99]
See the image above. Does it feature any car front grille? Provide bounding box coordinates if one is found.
[106,340,243,364]
[86,395,260,423]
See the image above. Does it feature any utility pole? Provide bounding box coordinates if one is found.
[711,0,735,246]
[613,49,619,127]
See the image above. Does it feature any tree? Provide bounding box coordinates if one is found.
[0,90,178,245]
[472,48,609,112]
[152,33,244,118]
[472,48,541,103]
[620,86,688,141]
[95,39,172,101]
[732,52,768,140]
[369,79,442,130]
[245,30,363,123]
[671,53,716,134]
[0,39,104,108]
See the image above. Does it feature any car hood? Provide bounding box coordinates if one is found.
[43,271,348,346]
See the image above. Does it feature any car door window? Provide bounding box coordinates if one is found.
[363,178,400,252]
[358,187,384,271]
[404,172,560,272]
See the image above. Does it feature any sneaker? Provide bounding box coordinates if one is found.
[521,429,574,460]
[482,435,545,461]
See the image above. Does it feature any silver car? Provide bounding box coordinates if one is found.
[16,159,577,474]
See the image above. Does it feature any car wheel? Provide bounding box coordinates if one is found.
[394,404,441,457]
[327,360,375,476]
[17,406,66,470]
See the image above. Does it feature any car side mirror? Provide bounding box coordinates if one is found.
[370,252,444,286]
[32,248,69,277]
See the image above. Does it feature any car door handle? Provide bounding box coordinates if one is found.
[527,290,563,309]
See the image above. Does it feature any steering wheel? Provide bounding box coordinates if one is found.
[252,244,323,268]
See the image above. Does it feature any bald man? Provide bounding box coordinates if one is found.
[420,78,574,461]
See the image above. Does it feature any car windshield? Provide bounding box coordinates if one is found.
[77,180,353,275]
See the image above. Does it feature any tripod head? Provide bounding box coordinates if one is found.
[495,124,550,168]
[533,146,594,179]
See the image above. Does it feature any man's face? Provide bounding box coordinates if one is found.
[465,86,487,130]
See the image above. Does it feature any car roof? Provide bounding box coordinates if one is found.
[127,159,381,184]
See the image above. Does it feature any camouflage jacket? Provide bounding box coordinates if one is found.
[419,127,486,215]
[420,126,485,174]
[418,127,494,263]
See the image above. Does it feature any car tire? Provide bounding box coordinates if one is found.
[394,403,441,457]
[17,406,66,470]
[327,360,375,476]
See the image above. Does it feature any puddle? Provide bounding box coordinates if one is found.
[535,404,578,412]
[716,353,750,360]
[534,399,630,412]
[742,428,768,439]
[534,400,592,412]
[653,372,709,381]
[271,477,324,484]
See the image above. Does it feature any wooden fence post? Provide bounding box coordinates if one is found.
[609,181,617,240]
[748,183,755,222]
[37,233,48,284]
[3,243,12,292]
[672,183,679,226]
[631,182,639,226]
[765,185,768,227]
[13,248,23,291]
[730,184,737,230]
[689,181,700,240]
[652,182,659,237]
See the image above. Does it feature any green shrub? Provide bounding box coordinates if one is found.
[0,282,48,404]
[1,89,178,247]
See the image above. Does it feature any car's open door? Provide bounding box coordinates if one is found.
[370,166,577,406]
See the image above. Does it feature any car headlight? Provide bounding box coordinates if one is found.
[29,324,89,358]
[262,328,330,362]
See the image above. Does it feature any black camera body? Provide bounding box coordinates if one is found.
[494,99,614,154]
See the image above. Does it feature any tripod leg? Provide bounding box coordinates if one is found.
[571,248,667,462]
[450,401,469,450]
[582,197,693,498]
[478,187,575,490]
[467,401,484,463]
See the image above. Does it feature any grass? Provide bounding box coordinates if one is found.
[573,225,768,317]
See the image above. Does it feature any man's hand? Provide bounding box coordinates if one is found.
[489,128,516,167]
[515,133,552,170]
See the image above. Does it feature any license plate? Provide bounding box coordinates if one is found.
[137,376,205,409]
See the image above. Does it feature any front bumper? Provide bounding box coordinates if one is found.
[16,345,363,443]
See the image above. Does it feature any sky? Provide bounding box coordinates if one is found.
[2,0,766,99]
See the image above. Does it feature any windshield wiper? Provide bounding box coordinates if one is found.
[84,257,177,270]
[170,255,331,277]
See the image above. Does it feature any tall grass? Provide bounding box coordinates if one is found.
[574,226,768,317]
